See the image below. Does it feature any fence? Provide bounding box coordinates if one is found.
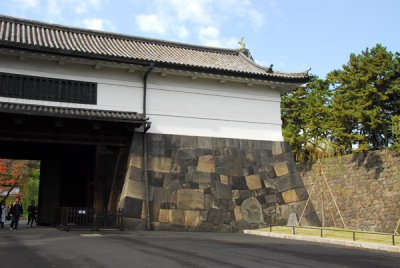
[268,225,400,246]
[58,207,124,231]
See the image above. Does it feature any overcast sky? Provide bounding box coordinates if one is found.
[1,0,399,78]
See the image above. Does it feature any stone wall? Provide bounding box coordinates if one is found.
[298,150,400,233]
[118,133,319,232]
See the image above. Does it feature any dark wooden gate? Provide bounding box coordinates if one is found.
[58,207,124,231]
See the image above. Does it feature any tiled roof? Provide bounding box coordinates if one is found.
[0,101,146,123]
[0,15,309,83]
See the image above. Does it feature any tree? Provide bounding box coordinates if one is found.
[282,44,400,160]
[328,44,400,151]
[21,168,40,213]
[282,76,333,161]
[0,159,38,203]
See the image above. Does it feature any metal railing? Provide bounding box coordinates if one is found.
[268,225,399,246]
[58,207,124,231]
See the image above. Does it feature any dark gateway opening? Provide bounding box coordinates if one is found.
[0,104,144,225]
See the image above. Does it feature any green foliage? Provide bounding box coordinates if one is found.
[282,44,400,161]
[328,44,400,151]
[21,168,40,215]
[282,76,334,161]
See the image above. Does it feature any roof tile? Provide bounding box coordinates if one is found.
[0,15,309,82]
[0,101,146,123]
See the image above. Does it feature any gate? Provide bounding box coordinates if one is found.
[58,207,124,231]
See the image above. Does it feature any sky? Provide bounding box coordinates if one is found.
[0,0,399,78]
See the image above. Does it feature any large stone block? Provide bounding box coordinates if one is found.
[204,194,212,210]
[207,208,224,225]
[239,190,253,200]
[170,209,185,226]
[159,209,170,223]
[215,155,243,176]
[245,174,262,190]
[121,197,143,219]
[149,156,173,173]
[265,194,277,204]
[124,180,145,200]
[275,172,304,192]
[231,176,248,190]
[153,187,168,203]
[129,167,143,182]
[129,156,142,168]
[234,206,243,221]
[263,178,277,190]
[272,141,290,156]
[215,181,232,200]
[152,202,161,221]
[259,165,277,179]
[274,162,290,177]
[197,155,216,172]
[167,190,177,203]
[295,187,309,201]
[254,150,273,166]
[240,197,263,224]
[272,141,284,156]
[148,171,164,186]
[282,189,298,204]
[193,171,215,184]
[177,189,205,210]
[184,210,201,227]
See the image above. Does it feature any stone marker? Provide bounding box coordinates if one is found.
[287,212,299,227]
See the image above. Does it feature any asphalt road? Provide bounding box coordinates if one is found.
[0,222,399,268]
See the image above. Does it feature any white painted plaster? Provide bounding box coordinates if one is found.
[0,54,290,141]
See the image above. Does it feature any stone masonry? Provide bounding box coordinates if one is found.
[119,133,319,231]
[298,149,400,233]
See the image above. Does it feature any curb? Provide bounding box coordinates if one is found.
[243,230,400,253]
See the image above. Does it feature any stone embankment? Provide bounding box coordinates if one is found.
[298,149,400,233]
[119,134,319,231]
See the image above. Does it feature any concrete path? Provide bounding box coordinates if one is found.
[0,222,399,267]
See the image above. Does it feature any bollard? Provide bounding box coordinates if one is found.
[392,234,395,246]
[353,231,356,241]
[270,225,272,232]
[320,228,323,238]
[292,226,296,235]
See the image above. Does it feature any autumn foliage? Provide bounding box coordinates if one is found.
[0,159,39,203]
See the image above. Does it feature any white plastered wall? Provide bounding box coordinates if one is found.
[146,75,284,141]
[0,54,286,141]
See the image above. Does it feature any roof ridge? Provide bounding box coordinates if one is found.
[238,51,309,77]
[0,14,238,55]
[238,51,268,72]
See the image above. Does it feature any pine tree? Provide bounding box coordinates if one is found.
[328,44,400,151]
